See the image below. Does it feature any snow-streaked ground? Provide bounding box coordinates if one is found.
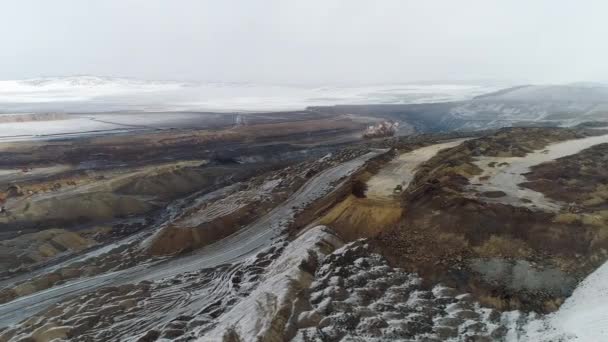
[0,76,499,113]
[204,225,608,341]
[0,149,386,327]
[470,133,608,211]
[366,139,467,200]
[201,225,343,341]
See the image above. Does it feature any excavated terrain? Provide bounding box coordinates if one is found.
[375,127,608,312]
[1,124,608,341]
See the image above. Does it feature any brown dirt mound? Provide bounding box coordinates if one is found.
[146,204,256,255]
[319,195,402,241]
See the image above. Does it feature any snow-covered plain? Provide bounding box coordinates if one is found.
[0,76,500,141]
[0,76,499,113]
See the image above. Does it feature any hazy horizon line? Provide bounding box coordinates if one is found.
[0,74,597,87]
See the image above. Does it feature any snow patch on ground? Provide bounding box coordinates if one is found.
[521,260,608,341]
[470,133,608,211]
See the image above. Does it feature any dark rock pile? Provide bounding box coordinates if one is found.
[293,240,526,341]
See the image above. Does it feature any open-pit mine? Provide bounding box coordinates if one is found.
[2,96,608,342]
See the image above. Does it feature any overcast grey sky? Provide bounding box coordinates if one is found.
[1,0,606,84]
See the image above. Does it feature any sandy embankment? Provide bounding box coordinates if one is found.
[320,140,467,240]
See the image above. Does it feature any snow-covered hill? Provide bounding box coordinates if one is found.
[443,84,608,130]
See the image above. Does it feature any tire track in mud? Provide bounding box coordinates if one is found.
[38,263,244,341]
[63,252,273,341]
